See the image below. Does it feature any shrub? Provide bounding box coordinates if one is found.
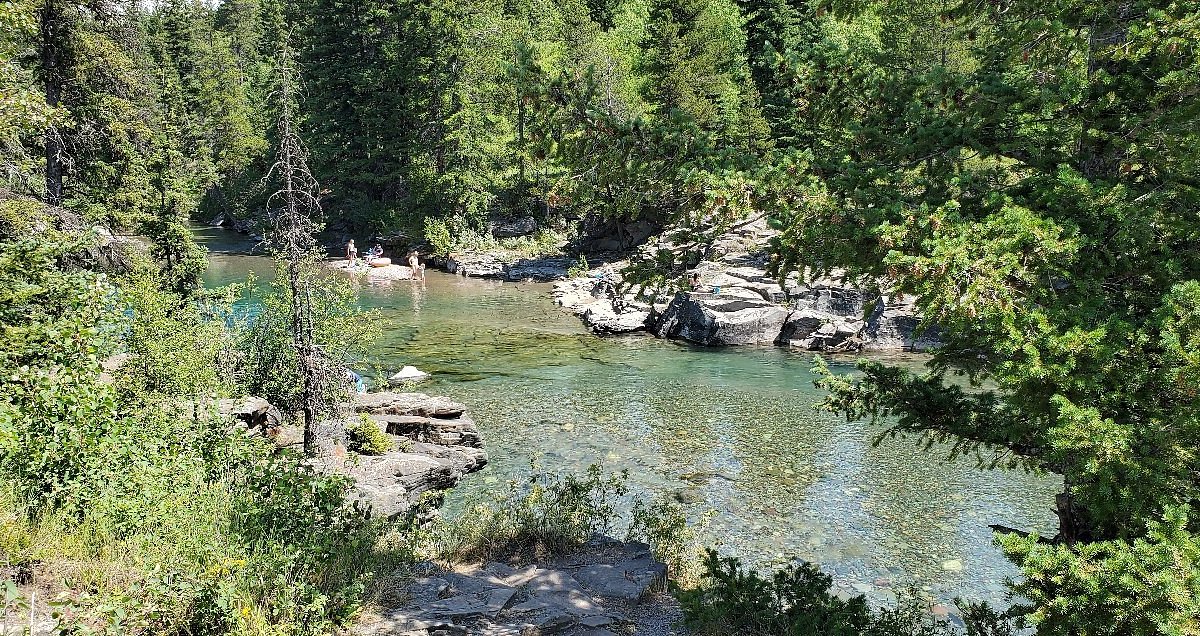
[236,265,379,418]
[680,550,872,636]
[423,217,453,256]
[231,456,378,631]
[626,497,707,588]
[567,253,589,278]
[680,550,1018,636]
[348,414,392,455]
[426,464,628,564]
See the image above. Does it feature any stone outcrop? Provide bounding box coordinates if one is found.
[653,293,790,346]
[490,216,538,238]
[549,214,939,352]
[353,538,676,636]
[319,391,487,518]
[440,254,574,282]
[551,268,655,335]
[644,282,937,352]
[206,392,487,520]
[330,441,487,518]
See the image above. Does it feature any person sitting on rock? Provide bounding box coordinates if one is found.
[689,271,702,291]
[364,243,383,266]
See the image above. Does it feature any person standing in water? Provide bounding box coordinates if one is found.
[408,250,425,280]
[346,239,358,266]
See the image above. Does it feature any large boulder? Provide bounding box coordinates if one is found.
[777,309,828,343]
[862,306,941,352]
[652,292,790,346]
[491,216,538,238]
[582,305,650,334]
[213,396,283,431]
[790,285,873,317]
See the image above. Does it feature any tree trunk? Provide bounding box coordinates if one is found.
[40,0,65,206]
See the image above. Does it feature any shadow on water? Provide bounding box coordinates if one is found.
[195,228,1061,607]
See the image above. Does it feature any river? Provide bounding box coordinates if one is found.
[198,226,1060,609]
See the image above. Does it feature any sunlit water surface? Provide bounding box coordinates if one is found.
[198,227,1060,607]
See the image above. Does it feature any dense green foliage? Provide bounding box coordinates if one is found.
[680,550,1015,636]
[4,0,1200,631]
[0,208,380,633]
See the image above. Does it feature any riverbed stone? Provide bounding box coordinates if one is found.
[389,366,431,384]
[213,396,282,431]
[941,559,964,572]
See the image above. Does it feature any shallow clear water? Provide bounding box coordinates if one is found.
[198,227,1060,606]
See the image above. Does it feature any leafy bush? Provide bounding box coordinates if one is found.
[426,464,629,563]
[626,497,707,588]
[348,414,392,455]
[231,456,378,631]
[680,550,873,636]
[999,505,1200,636]
[567,253,590,278]
[0,231,391,635]
[680,551,1017,636]
[424,216,453,256]
[236,265,379,418]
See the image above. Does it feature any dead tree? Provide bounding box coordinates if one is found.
[264,46,327,456]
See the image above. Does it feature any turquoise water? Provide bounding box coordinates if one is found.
[199,227,1060,607]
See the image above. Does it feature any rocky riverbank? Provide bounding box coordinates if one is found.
[550,262,939,353]
[214,396,685,636]
[217,392,487,519]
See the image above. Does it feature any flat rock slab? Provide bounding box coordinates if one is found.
[355,392,468,419]
[352,539,674,636]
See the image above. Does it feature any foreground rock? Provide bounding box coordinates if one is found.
[353,538,683,636]
[321,392,487,518]
[214,392,487,520]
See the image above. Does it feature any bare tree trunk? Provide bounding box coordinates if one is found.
[267,44,325,456]
[40,0,65,206]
